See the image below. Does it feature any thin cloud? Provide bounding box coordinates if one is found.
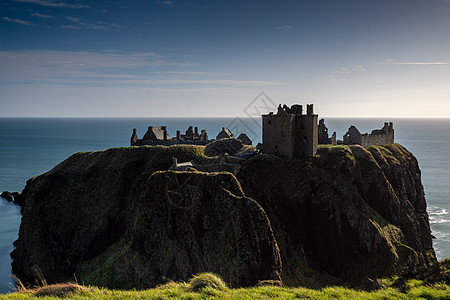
[158,0,173,6]
[381,59,448,65]
[63,17,118,30]
[334,65,366,74]
[0,50,281,89]
[31,12,55,19]
[14,0,90,9]
[66,16,82,22]
[167,71,213,75]
[150,79,284,86]
[2,17,35,26]
[276,25,292,30]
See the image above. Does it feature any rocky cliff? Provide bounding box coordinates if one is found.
[11,143,439,289]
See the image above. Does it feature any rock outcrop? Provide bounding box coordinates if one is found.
[1,191,25,207]
[11,146,281,289]
[237,144,437,287]
[11,143,439,289]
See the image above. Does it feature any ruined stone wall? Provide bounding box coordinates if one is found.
[343,126,362,145]
[262,114,295,158]
[134,139,210,146]
[293,115,318,157]
[360,123,394,148]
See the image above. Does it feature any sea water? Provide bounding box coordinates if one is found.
[0,117,449,293]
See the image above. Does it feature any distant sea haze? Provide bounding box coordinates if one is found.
[1,117,450,294]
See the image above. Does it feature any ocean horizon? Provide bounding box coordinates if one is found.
[1,117,450,293]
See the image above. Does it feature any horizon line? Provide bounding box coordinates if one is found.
[1,116,450,119]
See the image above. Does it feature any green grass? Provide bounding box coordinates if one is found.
[2,273,449,299]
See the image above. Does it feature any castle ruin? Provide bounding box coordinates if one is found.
[318,119,337,145]
[131,125,210,146]
[343,122,394,148]
[262,104,394,158]
[130,104,394,159]
[262,104,318,158]
[131,125,252,147]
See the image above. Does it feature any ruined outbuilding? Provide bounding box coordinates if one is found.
[318,119,337,145]
[237,133,252,145]
[131,125,253,147]
[216,127,235,140]
[131,125,211,146]
[262,104,318,158]
[343,122,394,148]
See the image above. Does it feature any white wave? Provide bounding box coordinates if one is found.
[429,216,450,224]
[428,206,448,216]
[431,229,450,240]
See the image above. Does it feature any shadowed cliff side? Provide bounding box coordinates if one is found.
[11,146,281,289]
[11,143,438,289]
[237,143,437,288]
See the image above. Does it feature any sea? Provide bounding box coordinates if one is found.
[0,117,449,293]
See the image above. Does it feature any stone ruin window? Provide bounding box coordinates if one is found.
[268,120,272,125]
[275,145,278,150]
[281,131,285,137]
[304,136,307,141]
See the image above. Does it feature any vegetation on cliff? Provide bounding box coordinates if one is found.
[10,143,444,292]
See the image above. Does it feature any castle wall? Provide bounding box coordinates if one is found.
[360,122,394,147]
[293,115,318,157]
[262,114,294,157]
[343,126,362,145]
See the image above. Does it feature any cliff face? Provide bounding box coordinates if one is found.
[12,146,281,289]
[11,144,438,289]
[237,144,436,286]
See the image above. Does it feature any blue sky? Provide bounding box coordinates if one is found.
[1,0,450,117]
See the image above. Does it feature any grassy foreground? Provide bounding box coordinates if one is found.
[1,273,449,299]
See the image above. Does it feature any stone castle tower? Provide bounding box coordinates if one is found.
[262,104,318,158]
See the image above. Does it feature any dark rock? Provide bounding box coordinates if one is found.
[1,191,25,207]
[237,144,438,287]
[12,146,281,289]
[11,143,439,290]
[205,138,243,156]
[1,191,13,202]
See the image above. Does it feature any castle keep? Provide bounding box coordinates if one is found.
[262,104,318,158]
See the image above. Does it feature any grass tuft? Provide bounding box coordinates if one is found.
[33,283,86,297]
[187,273,228,292]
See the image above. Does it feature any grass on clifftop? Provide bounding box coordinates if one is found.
[2,273,450,299]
